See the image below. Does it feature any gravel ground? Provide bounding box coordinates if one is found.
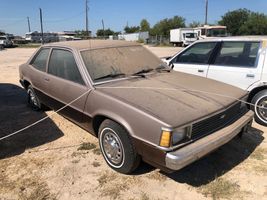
[0,46,266,200]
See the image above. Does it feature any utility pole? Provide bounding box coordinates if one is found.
[205,0,208,25]
[39,8,44,44]
[27,16,31,32]
[102,19,105,39]
[85,0,89,37]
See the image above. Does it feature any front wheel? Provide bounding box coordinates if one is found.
[251,90,267,126]
[98,119,140,174]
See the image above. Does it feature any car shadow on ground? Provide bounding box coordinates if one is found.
[162,126,264,186]
[0,83,64,159]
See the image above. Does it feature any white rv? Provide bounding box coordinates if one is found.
[170,28,198,47]
[194,25,227,39]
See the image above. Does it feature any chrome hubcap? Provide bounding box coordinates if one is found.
[102,131,123,165]
[258,99,267,120]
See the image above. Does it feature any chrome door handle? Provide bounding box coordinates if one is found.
[246,74,255,78]
[198,69,204,73]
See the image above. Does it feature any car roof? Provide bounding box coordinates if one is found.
[43,39,140,51]
[199,36,267,42]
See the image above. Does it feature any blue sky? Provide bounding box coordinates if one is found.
[1,0,267,36]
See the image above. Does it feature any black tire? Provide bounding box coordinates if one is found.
[98,119,140,174]
[251,90,267,126]
[27,85,42,111]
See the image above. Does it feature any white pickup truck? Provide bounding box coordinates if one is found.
[163,36,267,126]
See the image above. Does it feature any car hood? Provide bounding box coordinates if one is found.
[95,71,247,127]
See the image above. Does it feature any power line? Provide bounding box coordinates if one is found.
[1,19,25,28]
[44,11,85,23]
[0,90,91,141]
[0,86,256,142]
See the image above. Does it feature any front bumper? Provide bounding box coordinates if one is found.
[165,110,254,171]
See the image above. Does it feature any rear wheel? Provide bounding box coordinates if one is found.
[98,119,140,174]
[251,90,267,126]
[27,85,42,111]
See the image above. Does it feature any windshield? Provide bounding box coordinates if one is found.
[0,37,6,40]
[185,33,197,38]
[81,46,163,82]
[207,28,227,37]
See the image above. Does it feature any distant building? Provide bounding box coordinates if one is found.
[118,31,149,42]
[25,31,85,43]
[57,31,82,41]
[25,31,59,43]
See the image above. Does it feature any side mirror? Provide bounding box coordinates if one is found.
[169,62,174,69]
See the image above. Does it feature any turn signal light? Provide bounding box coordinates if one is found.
[160,130,171,147]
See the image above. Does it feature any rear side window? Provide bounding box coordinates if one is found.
[174,42,217,64]
[31,48,50,72]
[214,42,260,67]
[48,49,84,85]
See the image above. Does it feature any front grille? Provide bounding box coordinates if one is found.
[191,102,248,140]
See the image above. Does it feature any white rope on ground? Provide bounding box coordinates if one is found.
[0,90,91,141]
[0,86,262,142]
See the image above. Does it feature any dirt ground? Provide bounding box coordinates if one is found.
[0,46,266,200]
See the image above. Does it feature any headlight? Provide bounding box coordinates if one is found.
[172,128,187,145]
[159,126,191,148]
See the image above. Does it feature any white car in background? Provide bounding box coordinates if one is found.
[164,36,267,126]
[0,35,13,47]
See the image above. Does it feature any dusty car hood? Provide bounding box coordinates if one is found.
[95,71,247,127]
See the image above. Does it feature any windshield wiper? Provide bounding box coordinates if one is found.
[94,73,126,81]
[131,68,154,77]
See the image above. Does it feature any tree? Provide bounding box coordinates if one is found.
[239,12,267,35]
[219,8,267,35]
[96,28,115,37]
[150,16,185,36]
[188,21,202,28]
[124,26,140,33]
[219,9,250,35]
[140,19,150,32]
[75,30,90,38]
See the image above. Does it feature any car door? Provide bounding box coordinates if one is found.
[207,41,263,90]
[171,42,218,77]
[45,48,91,128]
[28,48,51,104]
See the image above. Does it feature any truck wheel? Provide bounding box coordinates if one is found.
[251,90,267,126]
[98,119,140,174]
[27,85,42,111]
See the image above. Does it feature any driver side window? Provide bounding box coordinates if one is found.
[174,42,217,64]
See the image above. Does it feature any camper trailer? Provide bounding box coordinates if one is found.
[195,25,227,39]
